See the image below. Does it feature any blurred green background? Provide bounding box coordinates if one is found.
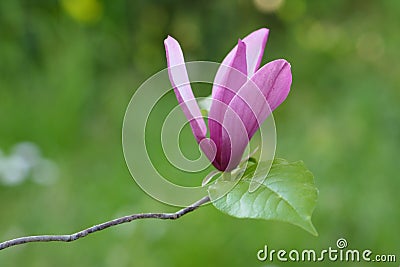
[1,0,399,266]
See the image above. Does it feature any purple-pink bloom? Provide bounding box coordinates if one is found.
[164,28,292,172]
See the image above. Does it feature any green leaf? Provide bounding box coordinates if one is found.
[208,158,319,236]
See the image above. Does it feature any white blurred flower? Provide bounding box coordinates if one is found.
[32,159,59,185]
[0,154,30,186]
[12,142,41,168]
[0,142,59,186]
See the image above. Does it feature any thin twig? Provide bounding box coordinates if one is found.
[0,196,210,251]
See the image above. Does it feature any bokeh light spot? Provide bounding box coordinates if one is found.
[61,0,103,24]
[253,0,284,13]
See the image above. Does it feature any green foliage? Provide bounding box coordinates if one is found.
[209,159,318,236]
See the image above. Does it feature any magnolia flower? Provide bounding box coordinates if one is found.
[164,28,292,172]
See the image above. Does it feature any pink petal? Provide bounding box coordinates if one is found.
[164,36,207,143]
[212,39,248,106]
[221,59,292,171]
[252,59,292,116]
[208,40,248,171]
[215,28,269,88]
[244,28,270,76]
[208,28,269,171]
